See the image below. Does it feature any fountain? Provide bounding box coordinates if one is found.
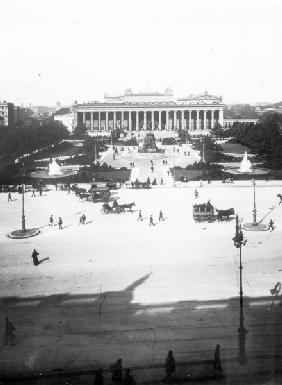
[223,151,269,176]
[239,151,252,173]
[48,158,62,176]
[30,157,77,180]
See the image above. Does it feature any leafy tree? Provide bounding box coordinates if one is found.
[73,122,87,138]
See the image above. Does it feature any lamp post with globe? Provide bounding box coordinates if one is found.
[233,215,248,364]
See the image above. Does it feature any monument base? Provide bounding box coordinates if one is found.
[242,222,268,231]
[8,228,40,239]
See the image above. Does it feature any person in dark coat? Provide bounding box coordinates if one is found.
[110,358,123,384]
[268,219,275,231]
[123,369,136,385]
[32,249,49,266]
[165,350,176,380]
[3,317,16,346]
[82,214,86,224]
[93,368,104,385]
[138,210,143,221]
[8,192,12,202]
[49,215,54,226]
[58,217,63,229]
[149,215,154,226]
[213,344,222,371]
[159,210,164,222]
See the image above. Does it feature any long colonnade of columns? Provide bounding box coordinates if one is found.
[76,108,223,132]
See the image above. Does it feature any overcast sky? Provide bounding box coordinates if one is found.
[1,0,281,106]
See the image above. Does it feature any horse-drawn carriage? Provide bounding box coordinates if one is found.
[101,200,135,214]
[193,202,217,222]
[193,202,235,222]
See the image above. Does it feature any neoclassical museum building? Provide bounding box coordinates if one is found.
[73,88,224,137]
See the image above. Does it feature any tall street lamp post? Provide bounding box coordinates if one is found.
[233,215,248,364]
[21,161,26,232]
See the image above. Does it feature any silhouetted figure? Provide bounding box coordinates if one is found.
[213,344,222,371]
[269,219,275,231]
[149,215,154,226]
[161,178,164,185]
[93,368,104,385]
[58,217,63,229]
[123,369,136,385]
[8,192,12,202]
[55,183,58,191]
[138,210,143,221]
[159,210,164,221]
[110,358,123,384]
[164,350,176,381]
[32,190,36,197]
[194,189,199,199]
[32,249,49,266]
[3,317,15,346]
[151,166,154,173]
[49,215,54,226]
[82,214,86,224]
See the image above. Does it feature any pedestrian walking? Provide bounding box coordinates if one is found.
[49,215,54,226]
[58,217,63,229]
[32,189,36,197]
[269,218,275,231]
[32,249,49,266]
[8,192,12,202]
[138,210,143,221]
[194,189,199,199]
[149,215,154,226]
[151,166,154,173]
[164,350,176,381]
[110,358,123,384]
[93,368,104,385]
[213,344,222,371]
[82,213,86,224]
[159,210,164,221]
[123,369,136,385]
[3,317,15,346]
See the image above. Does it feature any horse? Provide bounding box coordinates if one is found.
[119,202,135,212]
[216,208,235,221]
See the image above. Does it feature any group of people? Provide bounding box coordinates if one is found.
[49,215,63,229]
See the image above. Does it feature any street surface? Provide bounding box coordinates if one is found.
[1,180,282,383]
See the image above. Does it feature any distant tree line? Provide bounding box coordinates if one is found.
[216,113,282,169]
[0,118,69,163]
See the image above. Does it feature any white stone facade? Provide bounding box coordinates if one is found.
[73,89,224,135]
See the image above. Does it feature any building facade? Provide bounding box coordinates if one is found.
[73,89,224,136]
[0,101,14,126]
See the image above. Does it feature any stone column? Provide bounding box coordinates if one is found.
[204,110,207,130]
[188,110,191,130]
[136,111,139,131]
[90,112,94,131]
[121,111,124,130]
[98,112,101,131]
[151,111,154,130]
[129,111,132,131]
[166,110,169,130]
[143,111,147,130]
[159,110,161,130]
[113,112,116,130]
[106,112,109,131]
[181,110,185,130]
[211,110,214,129]
[218,108,224,127]
[174,110,177,130]
[82,112,86,125]
[196,110,200,130]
